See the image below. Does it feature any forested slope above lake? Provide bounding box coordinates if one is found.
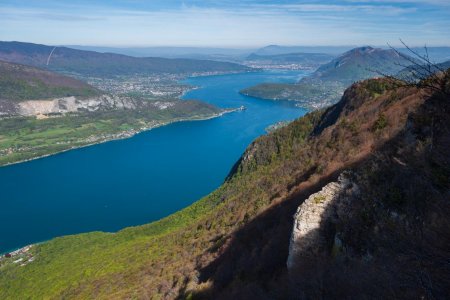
[1,66,448,299]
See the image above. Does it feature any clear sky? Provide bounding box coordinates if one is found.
[1,0,449,47]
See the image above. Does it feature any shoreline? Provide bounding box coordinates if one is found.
[0,108,238,169]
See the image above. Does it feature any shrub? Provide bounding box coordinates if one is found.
[372,114,388,131]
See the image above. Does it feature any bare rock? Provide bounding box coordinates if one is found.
[287,172,359,270]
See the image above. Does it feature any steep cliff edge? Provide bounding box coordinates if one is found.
[193,72,450,299]
[0,70,449,299]
[286,77,450,298]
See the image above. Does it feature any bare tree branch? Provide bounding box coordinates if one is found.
[369,40,450,97]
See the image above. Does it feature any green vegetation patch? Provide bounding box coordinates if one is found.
[0,100,221,166]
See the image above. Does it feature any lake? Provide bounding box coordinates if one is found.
[0,69,309,253]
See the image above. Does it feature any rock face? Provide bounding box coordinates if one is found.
[16,95,137,116]
[287,172,359,270]
[2,95,178,117]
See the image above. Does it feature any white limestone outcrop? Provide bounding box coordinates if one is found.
[287,172,359,270]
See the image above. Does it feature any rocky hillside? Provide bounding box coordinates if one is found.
[0,69,449,299]
[241,46,412,109]
[0,60,148,117]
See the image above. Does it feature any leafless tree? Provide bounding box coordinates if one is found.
[377,39,450,97]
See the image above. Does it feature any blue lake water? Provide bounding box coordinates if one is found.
[0,69,309,253]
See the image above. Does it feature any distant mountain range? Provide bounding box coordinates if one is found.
[241,46,414,108]
[254,45,356,56]
[398,46,450,64]
[245,52,335,67]
[0,41,252,77]
[254,45,450,63]
[43,44,450,66]
[66,45,253,60]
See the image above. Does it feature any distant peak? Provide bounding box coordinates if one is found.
[340,46,384,57]
[352,46,376,53]
[358,46,374,51]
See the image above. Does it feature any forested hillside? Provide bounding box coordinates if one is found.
[1,68,449,299]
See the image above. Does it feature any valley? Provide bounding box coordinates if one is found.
[1,68,448,299]
[0,60,231,167]
[1,0,449,298]
[0,69,308,254]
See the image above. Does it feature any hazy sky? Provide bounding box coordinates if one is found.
[1,0,449,47]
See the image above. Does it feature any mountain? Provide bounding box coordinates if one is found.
[0,60,100,101]
[245,52,334,69]
[254,45,355,56]
[66,45,254,60]
[307,46,408,85]
[1,68,448,299]
[254,45,450,63]
[0,41,252,77]
[241,46,413,108]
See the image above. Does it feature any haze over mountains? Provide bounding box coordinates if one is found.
[62,44,450,63]
[0,42,251,77]
[67,45,253,60]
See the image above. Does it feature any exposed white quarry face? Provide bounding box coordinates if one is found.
[151,101,176,110]
[18,99,60,116]
[287,172,359,270]
[14,95,164,117]
[17,95,138,116]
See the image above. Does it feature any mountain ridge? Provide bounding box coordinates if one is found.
[0,41,252,77]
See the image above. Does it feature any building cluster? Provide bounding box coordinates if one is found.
[86,74,191,99]
[1,244,34,267]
